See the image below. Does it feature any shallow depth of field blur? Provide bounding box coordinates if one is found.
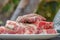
[0,0,60,25]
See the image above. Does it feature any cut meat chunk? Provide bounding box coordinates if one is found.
[16,27,25,34]
[5,21,25,34]
[5,20,20,30]
[24,24,37,34]
[6,29,16,34]
[34,21,46,29]
[0,26,16,34]
[35,29,43,34]
[34,21,53,29]
[44,22,53,29]
[16,13,46,23]
[0,27,7,34]
[45,29,57,34]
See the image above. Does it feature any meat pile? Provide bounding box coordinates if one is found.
[0,13,57,34]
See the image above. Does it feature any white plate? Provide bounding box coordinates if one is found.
[0,33,59,39]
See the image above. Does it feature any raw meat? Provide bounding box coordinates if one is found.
[24,24,37,34]
[45,29,57,34]
[5,20,20,30]
[16,13,46,23]
[0,26,7,34]
[0,13,56,34]
[34,21,53,29]
[6,29,16,34]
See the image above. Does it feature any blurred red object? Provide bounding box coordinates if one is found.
[6,29,16,34]
[16,14,46,23]
[0,27,7,34]
[45,29,57,34]
[5,20,20,30]
[34,21,53,29]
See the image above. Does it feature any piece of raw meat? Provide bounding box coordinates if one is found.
[35,29,43,34]
[44,29,57,34]
[34,21,53,29]
[44,22,53,29]
[0,26,7,34]
[0,26,16,34]
[16,13,46,23]
[16,27,25,34]
[24,24,37,34]
[5,20,20,30]
[6,28,16,34]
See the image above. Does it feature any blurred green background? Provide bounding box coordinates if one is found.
[0,0,60,25]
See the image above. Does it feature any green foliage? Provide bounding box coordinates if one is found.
[36,1,60,22]
[2,3,12,13]
[1,0,20,13]
[12,0,20,5]
[0,20,4,25]
[0,0,20,25]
